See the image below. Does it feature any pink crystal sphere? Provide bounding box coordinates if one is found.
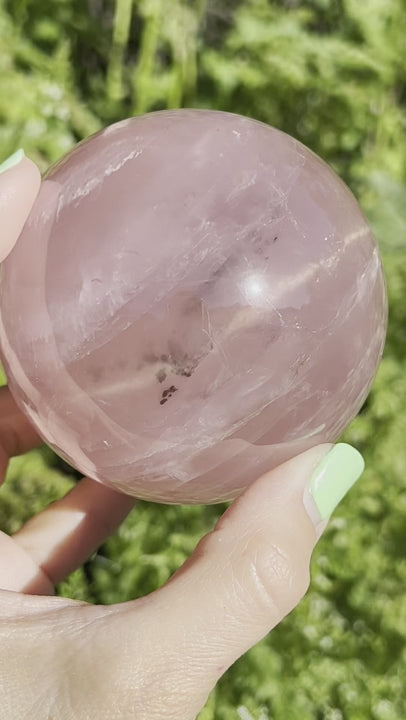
[0,110,387,503]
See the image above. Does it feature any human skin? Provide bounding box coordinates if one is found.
[0,156,361,720]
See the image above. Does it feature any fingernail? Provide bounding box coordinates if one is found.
[303,443,365,536]
[0,149,25,175]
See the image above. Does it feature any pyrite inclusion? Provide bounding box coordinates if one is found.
[0,110,387,503]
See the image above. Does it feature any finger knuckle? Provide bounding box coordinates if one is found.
[242,540,311,619]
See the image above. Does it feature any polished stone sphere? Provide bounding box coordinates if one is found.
[0,110,387,503]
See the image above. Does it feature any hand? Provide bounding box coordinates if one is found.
[0,152,364,720]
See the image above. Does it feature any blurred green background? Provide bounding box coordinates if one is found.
[0,0,405,718]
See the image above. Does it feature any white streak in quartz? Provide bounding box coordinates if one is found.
[71,176,100,201]
[295,424,326,440]
[344,225,372,245]
[226,171,258,200]
[245,223,374,311]
[70,149,142,202]
[102,118,134,136]
[105,149,143,177]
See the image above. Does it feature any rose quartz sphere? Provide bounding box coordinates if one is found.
[0,110,387,503]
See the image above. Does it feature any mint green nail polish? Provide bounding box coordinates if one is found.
[0,149,25,175]
[310,443,365,520]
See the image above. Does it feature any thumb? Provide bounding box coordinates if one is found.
[0,149,41,261]
[118,443,364,719]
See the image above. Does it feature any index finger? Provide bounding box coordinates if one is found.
[0,149,41,262]
[0,151,43,463]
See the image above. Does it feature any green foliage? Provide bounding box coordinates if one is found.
[0,0,405,717]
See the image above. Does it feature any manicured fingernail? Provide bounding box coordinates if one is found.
[0,149,25,175]
[304,443,364,533]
